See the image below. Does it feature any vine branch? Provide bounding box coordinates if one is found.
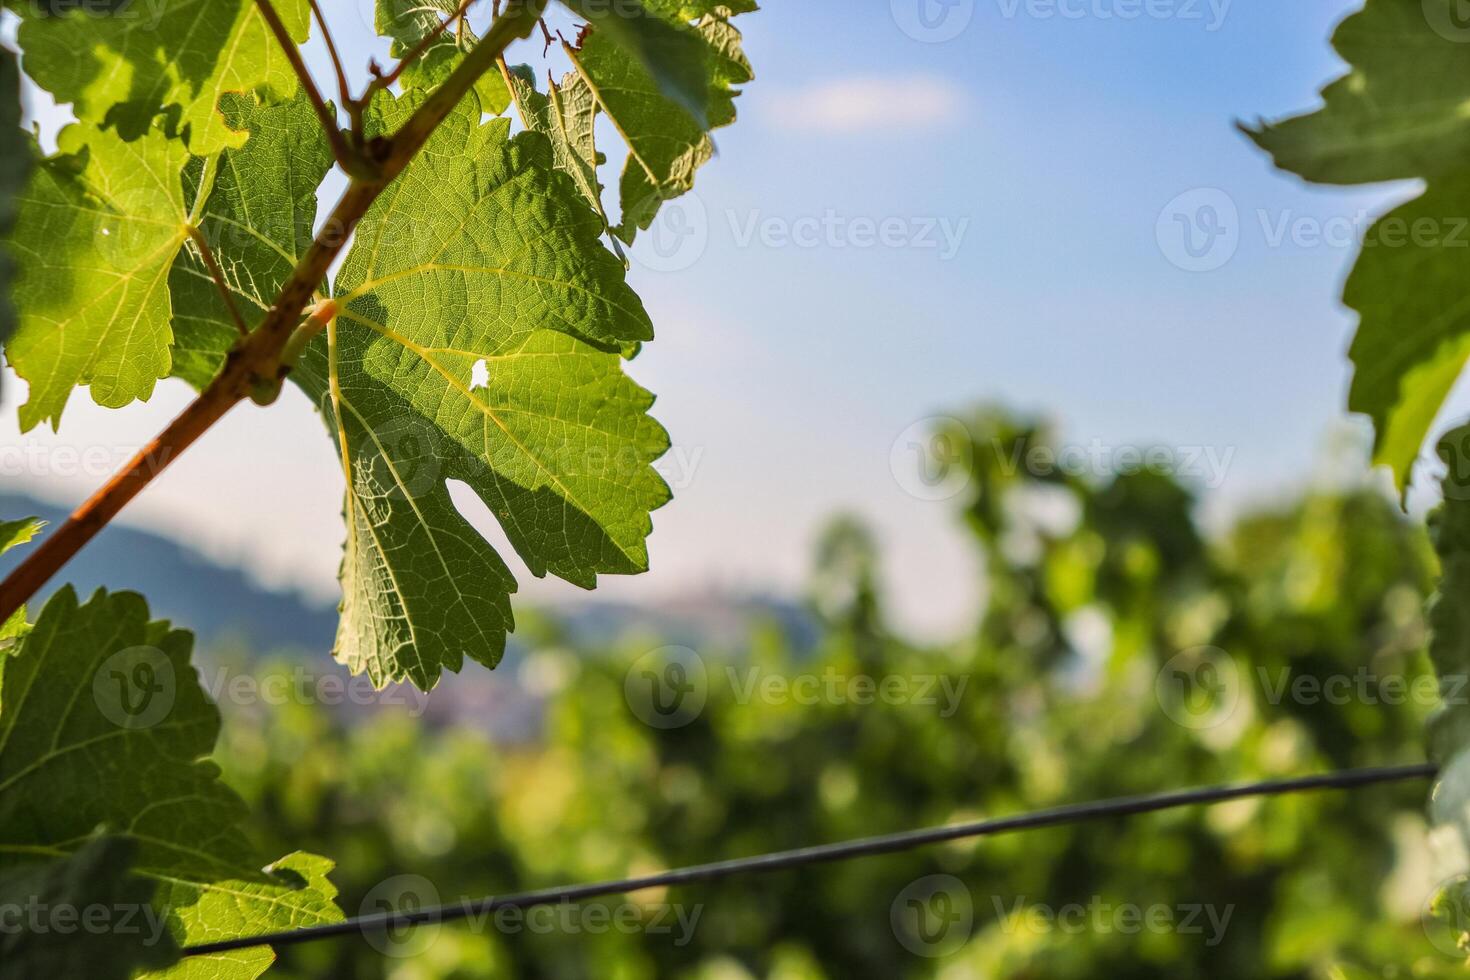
[0,0,551,627]
[369,0,480,95]
[253,0,358,173]
[307,0,354,122]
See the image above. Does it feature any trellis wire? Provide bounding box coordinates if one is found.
[182,761,1437,956]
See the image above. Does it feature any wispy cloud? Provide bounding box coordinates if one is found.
[764,75,967,134]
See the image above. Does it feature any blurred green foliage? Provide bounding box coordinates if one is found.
[215,410,1461,978]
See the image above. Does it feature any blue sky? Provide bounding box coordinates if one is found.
[0,1,1435,640]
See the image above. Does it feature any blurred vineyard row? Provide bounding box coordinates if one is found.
[215,410,1456,979]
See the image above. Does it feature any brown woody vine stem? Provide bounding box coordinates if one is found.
[253,0,359,174]
[0,0,550,627]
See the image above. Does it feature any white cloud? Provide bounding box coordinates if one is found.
[765,75,967,134]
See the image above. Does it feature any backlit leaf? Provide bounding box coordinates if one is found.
[0,836,178,980]
[0,46,26,355]
[4,123,191,431]
[11,0,312,154]
[1248,0,1470,491]
[375,0,510,116]
[0,587,342,979]
[292,94,668,688]
[504,62,619,253]
[169,90,334,390]
[561,0,753,243]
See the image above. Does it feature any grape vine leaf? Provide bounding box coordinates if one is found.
[0,517,40,558]
[10,0,311,154]
[0,517,42,640]
[0,587,342,979]
[291,93,669,689]
[503,63,620,254]
[5,122,192,432]
[1246,0,1470,492]
[376,0,511,115]
[1427,425,1470,952]
[169,91,334,390]
[562,0,754,243]
[0,836,179,980]
[0,46,26,353]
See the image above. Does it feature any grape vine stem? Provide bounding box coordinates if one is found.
[0,0,551,627]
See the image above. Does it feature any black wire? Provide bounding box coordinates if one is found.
[182,761,1437,957]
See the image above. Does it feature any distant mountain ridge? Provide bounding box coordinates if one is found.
[0,492,819,658]
[0,491,341,652]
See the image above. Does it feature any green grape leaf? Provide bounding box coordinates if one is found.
[0,517,41,557]
[1247,0,1470,491]
[559,0,713,124]
[169,91,334,390]
[291,94,668,689]
[0,587,342,979]
[0,517,43,640]
[563,0,753,243]
[0,836,179,980]
[5,122,191,432]
[11,0,311,154]
[375,0,510,115]
[0,46,26,353]
[504,63,620,255]
[1426,426,1470,951]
